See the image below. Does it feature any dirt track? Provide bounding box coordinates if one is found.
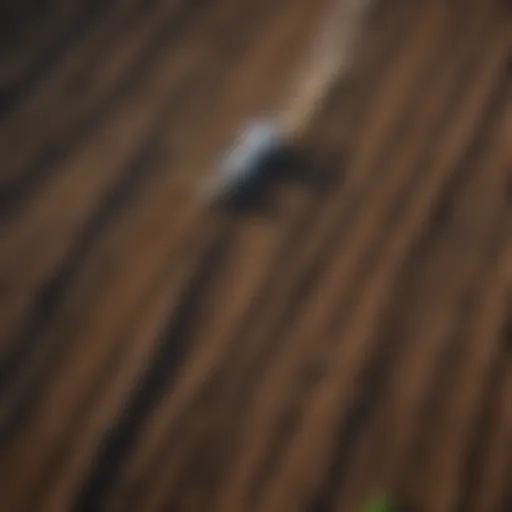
[0,0,511,510]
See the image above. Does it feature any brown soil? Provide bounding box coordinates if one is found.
[0,0,510,510]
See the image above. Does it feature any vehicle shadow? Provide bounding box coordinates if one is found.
[211,145,346,218]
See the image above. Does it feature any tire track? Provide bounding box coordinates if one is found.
[313,5,509,509]
[0,1,309,477]
[99,3,429,509]
[0,0,300,456]
[401,89,511,512]
[192,2,476,503]
[334,86,511,512]
[0,0,309,450]
[0,0,286,391]
[95,0,360,508]
[13,2,320,510]
[0,0,227,353]
[208,4,470,508]
[251,5,498,506]
[1,1,510,511]
[254,24,511,512]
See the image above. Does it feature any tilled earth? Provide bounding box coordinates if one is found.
[0,0,511,510]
